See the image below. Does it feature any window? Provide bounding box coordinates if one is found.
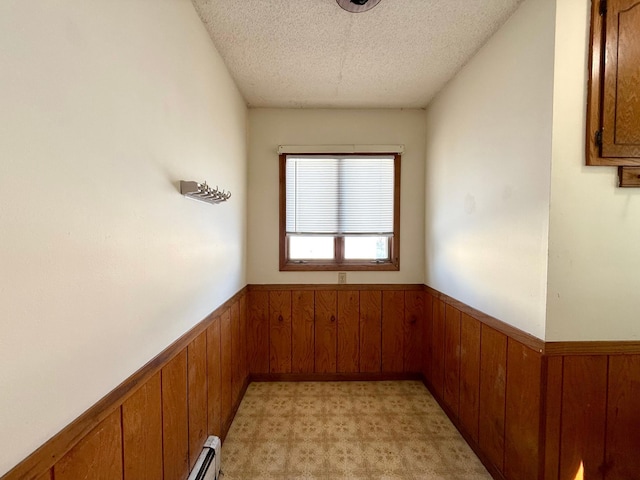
[279,152,400,271]
[586,0,640,185]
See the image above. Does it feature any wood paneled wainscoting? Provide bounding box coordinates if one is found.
[423,287,640,480]
[2,289,250,480]
[4,284,640,480]
[247,285,425,379]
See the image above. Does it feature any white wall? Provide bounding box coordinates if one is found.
[247,109,426,285]
[0,0,247,474]
[546,0,640,341]
[424,0,556,339]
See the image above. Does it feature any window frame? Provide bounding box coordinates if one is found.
[279,152,401,271]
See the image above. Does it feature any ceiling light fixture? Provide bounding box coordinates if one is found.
[336,0,383,13]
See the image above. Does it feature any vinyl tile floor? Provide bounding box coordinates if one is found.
[220,381,491,480]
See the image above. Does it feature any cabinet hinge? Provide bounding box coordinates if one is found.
[595,129,603,147]
[599,0,607,16]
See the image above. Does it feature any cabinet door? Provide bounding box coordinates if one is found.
[601,0,640,158]
[586,0,640,168]
[315,290,337,373]
[269,290,292,373]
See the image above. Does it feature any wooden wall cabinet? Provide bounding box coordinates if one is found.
[586,0,640,184]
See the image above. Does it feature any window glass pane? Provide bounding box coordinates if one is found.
[344,236,389,260]
[289,236,335,260]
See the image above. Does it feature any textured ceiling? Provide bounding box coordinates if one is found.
[191,0,524,108]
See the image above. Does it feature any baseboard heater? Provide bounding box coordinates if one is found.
[187,436,221,480]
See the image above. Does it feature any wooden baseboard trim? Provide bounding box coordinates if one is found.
[2,286,248,480]
[544,340,640,355]
[249,372,423,382]
[248,284,424,291]
[424,285,545,354]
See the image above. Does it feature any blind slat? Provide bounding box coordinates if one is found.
[286,155,395,235]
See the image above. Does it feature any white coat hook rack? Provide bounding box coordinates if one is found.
[180,180,231,205]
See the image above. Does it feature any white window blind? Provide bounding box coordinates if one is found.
[285,155,395,235]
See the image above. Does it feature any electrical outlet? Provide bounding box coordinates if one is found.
[338,272,347,284]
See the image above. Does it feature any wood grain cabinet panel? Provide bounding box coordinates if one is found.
[54,409,123,480]
[292,290,315,373]
[162,350,189,480]
[587,0,640,167]
[220,309,232,429]
[504,340,541,480]
[479,325,507,473]
[382,290,404,372]
[337,290,360,373]
[206,317,222,437]
[559,355,607,480]
[269,290,292,373]
[601,0,640,159]
[315,290,337,373]
[359,290,382,373]
[431,298,446,398]
[248,290,269,374]
[422,293,433,382]
[444,305,461,416]
[187,332,208,470]
[605,354,640,479]
[403,290,423,373]
[459,313,481,443]
[122,372,163,480]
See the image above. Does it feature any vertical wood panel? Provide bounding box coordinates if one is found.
[431,298,446,398]
[35,470,52,480]
[337,290,360,373]
[230,301,242,405]
[292,290,315,373]
[403,290,423,373]
[479,325,507,473]
[248,290,269,374]
[444,304,461,416]
[381,290,404,372]
[122,372,163,480]
[359,290,382,373]
[220,309,232,430]
[187,332,208,470]
[559,355,607,480]
[315,290,337,373]
[504,339,541,480]
[269,290,292,373]
[459,313,481,443]
[54,409,123,480]
[605,354,640,479]
[544,356,563,480]
[423,293,433,382]
[162,350,189,480]
[206,317,222,437]
[239,295,248,383]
